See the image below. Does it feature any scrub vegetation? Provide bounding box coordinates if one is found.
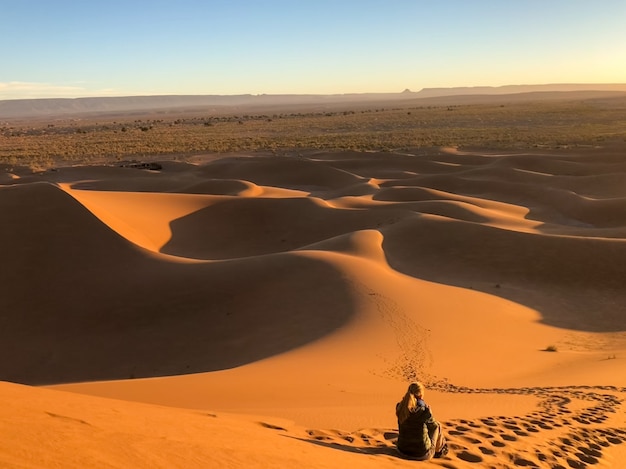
[1,98,625,167]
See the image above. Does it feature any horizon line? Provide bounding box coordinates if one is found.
[2,82,626,102]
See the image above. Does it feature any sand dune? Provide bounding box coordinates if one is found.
[1,147,625,468]
[196,155,364,192]
[0,182,356,383]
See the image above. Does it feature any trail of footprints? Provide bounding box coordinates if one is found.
[308,284,626,466]
[303,385,626,468]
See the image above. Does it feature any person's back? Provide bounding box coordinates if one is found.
[396,398,436,457]
[395,382,448,460]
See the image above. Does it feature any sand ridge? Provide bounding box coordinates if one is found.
[1,146,626,468]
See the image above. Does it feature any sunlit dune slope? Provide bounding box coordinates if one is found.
[1,380,404,469]
[5,379,626,469]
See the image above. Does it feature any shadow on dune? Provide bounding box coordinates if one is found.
[314,148,626,333]
[380,216,626,333]
[0,183,356,385]
[3,147,626,386]
[196,155,364,192]
[161,196,414,259]
[371,150,626,236]
[284,435,403,459]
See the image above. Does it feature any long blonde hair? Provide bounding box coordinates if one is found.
[397,382,425,425]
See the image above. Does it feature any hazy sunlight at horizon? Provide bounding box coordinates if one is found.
[2,0,625,99]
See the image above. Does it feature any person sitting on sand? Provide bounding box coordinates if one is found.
[395,381,448,460]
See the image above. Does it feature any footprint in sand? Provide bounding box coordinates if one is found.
[356,283,436,383]
[478,446,495,455]
[300,385,626,468]
[418,385,625,467]
[455,450,483,463]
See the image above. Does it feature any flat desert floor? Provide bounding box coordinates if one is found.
[1,146,625,468]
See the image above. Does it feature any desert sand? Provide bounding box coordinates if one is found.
[1,146,625,468]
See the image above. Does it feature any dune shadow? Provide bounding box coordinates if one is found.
[4,147,626,386]
[349,149,626,333]
[160,196,396,259]
[196,154,364,192]
[161,189,494,260]
[283,435,404,459]
[1,252,358,386]
[380,215,626,333]
[0,184,358,385]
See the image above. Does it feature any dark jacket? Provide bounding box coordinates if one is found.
[396,399,438,457]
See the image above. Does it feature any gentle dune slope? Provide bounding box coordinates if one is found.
[4,381,626,468]
[0,380,403,469]
[2,146,626,468]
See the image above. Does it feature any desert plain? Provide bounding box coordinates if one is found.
[1,93,626,468]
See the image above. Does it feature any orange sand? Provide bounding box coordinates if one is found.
[1,147,625,468]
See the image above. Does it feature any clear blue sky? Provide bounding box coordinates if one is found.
[1,0,625,99]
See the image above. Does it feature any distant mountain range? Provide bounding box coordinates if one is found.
[1,84,625,119]
[414,83,626,98]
